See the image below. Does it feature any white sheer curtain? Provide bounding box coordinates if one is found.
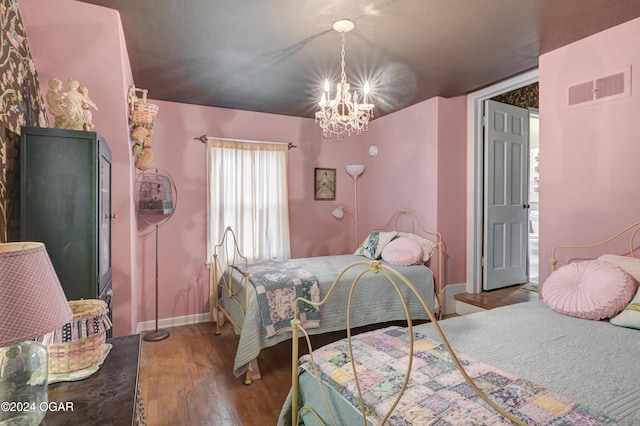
[206,138,290,262]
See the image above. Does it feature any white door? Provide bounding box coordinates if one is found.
[483,100,529,290]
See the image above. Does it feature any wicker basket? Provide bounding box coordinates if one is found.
[131,125,149,143]
[133,100,160,114]
[130,109,156,126]
[47,300,109,374]
[130,94,159,127]
[136,149,154,170]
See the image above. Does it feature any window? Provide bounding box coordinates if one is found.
[206,138,290,262]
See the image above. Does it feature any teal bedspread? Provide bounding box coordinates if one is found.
[293,326,618,425]
[218,254,435,377]
[279,301,640,425]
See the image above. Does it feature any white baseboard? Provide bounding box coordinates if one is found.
[135,284,468,333]
[455,301,486,315]
[136,312,211,334]
[442,282,466,316]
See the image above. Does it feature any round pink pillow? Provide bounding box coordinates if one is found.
[381,237,423,266]
[541,260,637,320]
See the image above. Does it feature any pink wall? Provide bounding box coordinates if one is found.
[538,17,640,285]
[360,97,467,288]
[20,0,468,330]
[139,100,366,322]
[436,97,467,286]
[144,98,466,323]
[360,99,439,231]
[19,0,139,337]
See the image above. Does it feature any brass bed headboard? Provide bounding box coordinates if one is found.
[373,208,444,319]
[551,221,640,272]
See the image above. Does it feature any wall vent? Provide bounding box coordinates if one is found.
[567,66,631,109]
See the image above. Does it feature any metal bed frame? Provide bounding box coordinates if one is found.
[209,209,444,384]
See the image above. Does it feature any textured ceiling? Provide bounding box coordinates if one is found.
[77,0,640,119]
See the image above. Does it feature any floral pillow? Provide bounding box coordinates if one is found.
[354,231,398,260]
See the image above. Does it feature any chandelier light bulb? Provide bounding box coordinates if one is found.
[315,19,375,140]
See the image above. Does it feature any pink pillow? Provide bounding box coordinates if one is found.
[541,260,637,320]
[381,237,423,266]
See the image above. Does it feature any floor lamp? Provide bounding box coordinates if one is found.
[346,164,365,247]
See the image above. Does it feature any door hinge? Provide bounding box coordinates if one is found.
[482,115,487,127]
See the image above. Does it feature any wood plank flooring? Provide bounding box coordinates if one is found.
[454,284,539,310]
[138,287,536,425]
[139,320,431,425]
[138,321,293,425]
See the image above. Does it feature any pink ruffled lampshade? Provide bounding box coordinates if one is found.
[0,242,73,347]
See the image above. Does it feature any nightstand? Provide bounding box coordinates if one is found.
[45,334,143,425]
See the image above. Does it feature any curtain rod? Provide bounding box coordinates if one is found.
[194,135,297,150]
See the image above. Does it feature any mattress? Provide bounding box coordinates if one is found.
[219,254,435,377]
[279,300,640,425]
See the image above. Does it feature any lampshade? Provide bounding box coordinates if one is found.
[0,242,72,425]
[345,164,365,177]
[0,242,73,346]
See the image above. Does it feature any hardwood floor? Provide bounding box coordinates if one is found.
[454,284,539,310]
[139,321,292,425]
[138,288,535,425]
[139,319,438,425]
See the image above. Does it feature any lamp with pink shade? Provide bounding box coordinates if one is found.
[0,242,73,426]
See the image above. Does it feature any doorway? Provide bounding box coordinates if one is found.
[466,69,539,294]
[483,100,530,290]
[528,109,539,285]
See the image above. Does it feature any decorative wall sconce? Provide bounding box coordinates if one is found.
[331,205,351,220]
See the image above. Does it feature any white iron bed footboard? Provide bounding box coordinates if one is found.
[288,261,524,426]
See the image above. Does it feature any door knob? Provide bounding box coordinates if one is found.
[523,203,530,209]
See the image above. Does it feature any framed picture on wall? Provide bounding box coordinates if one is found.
[314,168,336,200]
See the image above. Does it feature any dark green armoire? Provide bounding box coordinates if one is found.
[20,127,113,327]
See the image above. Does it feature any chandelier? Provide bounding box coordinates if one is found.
[315,19,374,140]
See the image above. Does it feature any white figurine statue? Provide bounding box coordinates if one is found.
[45,78,69,129]
[46,77,98,131]
[65,78,98,131]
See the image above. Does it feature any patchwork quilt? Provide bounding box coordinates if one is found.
[234,259,320,337]
[299,326,619,425]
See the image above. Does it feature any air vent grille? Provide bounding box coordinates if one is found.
[567,66,631,109]
[568,81,594,106]
[594,72,624,99]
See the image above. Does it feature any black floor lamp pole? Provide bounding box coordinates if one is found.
[144,222,170,342]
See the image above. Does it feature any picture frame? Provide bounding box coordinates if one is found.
[314,168,336,200]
